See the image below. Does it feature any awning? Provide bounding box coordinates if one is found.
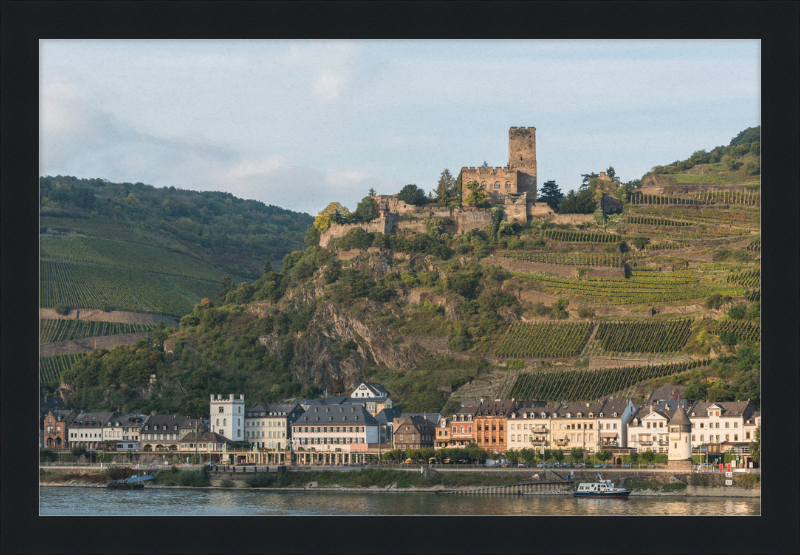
[600,432,618,438]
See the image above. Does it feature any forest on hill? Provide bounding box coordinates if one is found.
[45,127,760,418]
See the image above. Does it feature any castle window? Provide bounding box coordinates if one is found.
[481,182,487,188]
[494,182,500,189]
[505,182,511,190]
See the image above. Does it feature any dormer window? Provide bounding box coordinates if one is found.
[613,413,618,417]
[355,416,359,421]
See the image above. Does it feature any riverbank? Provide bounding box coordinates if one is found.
[39,482,760,498]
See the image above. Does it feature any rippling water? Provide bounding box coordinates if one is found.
[39,487,760,516]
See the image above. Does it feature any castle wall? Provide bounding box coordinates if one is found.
[508,127,537,198]
[395,220,428,235]
[546,213,595,225]
[319,216,395,248]
[460,166,519,204]
[527,202,556,219]
[454,209,492,233]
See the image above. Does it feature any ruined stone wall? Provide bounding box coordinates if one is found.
[395,220,427,235]
[528,202,556,219]
[546,213,595,225]
[319,216,397,248]
[454,209,491,233]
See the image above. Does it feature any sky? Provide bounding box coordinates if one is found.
[40,40,760,216]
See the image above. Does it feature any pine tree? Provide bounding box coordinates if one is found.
[436,168,457,203]
[538,180,564,210]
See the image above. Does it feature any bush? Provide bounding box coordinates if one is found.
[220,479,234,488]
[177,470,208,487]
[40,449,57,463]
[727,304,747,320]
[632,237,650,250]
[705,294,732,310]
[55,304,70,316]
[70,444,87,458]
[577,307,595,319]
[245,472,275,488]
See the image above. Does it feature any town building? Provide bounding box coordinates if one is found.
[343,396,394,417]
[42,410,76,450]
[374,407,403,446]
[67,412,116,449]
[244,402,304,454]
[139,415,204,452]
[291,404,380,465]
[209,394,245,442]
[687,400,757,466]
[474,399,518,453]
[350,382,390,401]
[647,383,687,404]
[627,404,678,454]
[596,398,637,449]
[506,404,560,452]
[101,414,146,451]
[392,416,436,451]
[40,397,68,448]
[437,403,480,449]
[551,401,604,456]
[178,431,237,454]
[667,405,693,469]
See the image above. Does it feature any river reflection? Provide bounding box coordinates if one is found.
[40,487,759,516]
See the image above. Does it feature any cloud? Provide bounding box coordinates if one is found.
[278,41,360,103]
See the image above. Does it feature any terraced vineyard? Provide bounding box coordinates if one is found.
[695,191,760,206]
[40,260,218,318]
[745,289,760,302]
[715,320,760,343]
[40,319,158,344]
[627,216,691,227]
[40,236,227,281]
[514,270,740,306]
[631,206,760,226]
[40,353,87,386]
[643,242,683,250]
[726,269,760,288]
[746,238,761,252]
[507,359,712,402]
[629,193,706,206]
[501,251,627,267]
[494,322,593,358]
[542,229,618,244]
[595,319,693,353]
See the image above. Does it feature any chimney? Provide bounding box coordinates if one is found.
[229,394,234,401]
[480,398,484,404]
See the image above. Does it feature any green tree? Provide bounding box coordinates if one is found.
[304,225,321,247]
[557,189,595,214]
[683,382,707,402]
[397,184,427,206]
[463,181,490,208]
[632,237,650,250]
[579,172,599,190]
[537,180,563,210]
[640,450,656,464]
[553,449,565,463]
[263,256,273,275]
[55,304,70,316]
[70,444,87,458]
[215,276,235,303]
[730,126,760,146]
[569,447,584,463]
[505,448,520,465]
[629,451,639,465]
[436,169,457,203]
[596,449,613,463]
[353,194,379,223]
[727,304,747,320]
[748,425,760,465]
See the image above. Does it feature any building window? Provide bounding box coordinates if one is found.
[494,182,500,189]
[746,432,750,440]
[219,407,224,413]
[725,422,729,428]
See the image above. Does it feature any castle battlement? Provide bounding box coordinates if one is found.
[509,126,536,132]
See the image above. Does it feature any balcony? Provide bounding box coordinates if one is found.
[531,439,547,445]
[639,441,652,446]
[657,440,668,446]
[530,427,547,433]
[554,439,569,446]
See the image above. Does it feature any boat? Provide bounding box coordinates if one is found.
[573,475,631,498]
[107,474,155,490]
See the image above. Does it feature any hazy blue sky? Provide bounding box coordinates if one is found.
[40,40,759,216]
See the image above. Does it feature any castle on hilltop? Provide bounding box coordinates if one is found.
[461,127,538,204]
[318,126,596,248]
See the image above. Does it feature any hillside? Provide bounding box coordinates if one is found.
[47,129,760,417]
[39,176,313,318]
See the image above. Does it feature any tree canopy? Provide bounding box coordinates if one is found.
[435,169,458,204]
[557,188,595,214]
[537,180,563,210]
[313,202,352,233]
[397,184,427,206]
[463,181,490,208]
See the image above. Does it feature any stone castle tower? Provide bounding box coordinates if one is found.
[461,127,538,204]
[667,405,693,469]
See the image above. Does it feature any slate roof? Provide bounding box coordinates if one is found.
[40,397,66,412]
[669,405,692,426]
[140,415,199,430]
[324,396,348,405]
[598,399,633,417]
[476,400,520,417]
[294,404,379,425]
[69,412,116,427]
[401,413,442,425]
[374,408,403,424]
[554,401,605,418]
[247,402,303,417]
[393,415,436,433]
[647,383,687,403]
[511,404,561,419]
[179,431,235,444]
[688,401,755,418]
[362,382,389,395]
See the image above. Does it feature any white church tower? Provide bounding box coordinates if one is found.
[667,405,693,469]
[210,394,245,442]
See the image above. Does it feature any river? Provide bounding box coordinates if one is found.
[39,487,760,516]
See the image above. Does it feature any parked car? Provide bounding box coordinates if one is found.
[546,463,554,468]
[518,462,527,468]
[553,462,562,468]
[623,462,632,468]
[500,461,510,468]
[458,459,469,464]
[594,463,603,468]
[443,458,451,464]
[605,463,612,468]
[536,462,545,468]
[575,463,585,468]
[386,459,394,463]
[404,458,413,464]
[564,462,572,468]
[205,462,217,469]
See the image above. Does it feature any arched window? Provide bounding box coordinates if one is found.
[223,419,227,426]
[494,182,500,189]
[505,182,511,190]
[481,182,487,188]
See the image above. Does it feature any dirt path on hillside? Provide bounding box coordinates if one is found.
[39,332,153,356]
[39,309,178,326]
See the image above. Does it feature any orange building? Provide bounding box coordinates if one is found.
[474,400,519,454]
